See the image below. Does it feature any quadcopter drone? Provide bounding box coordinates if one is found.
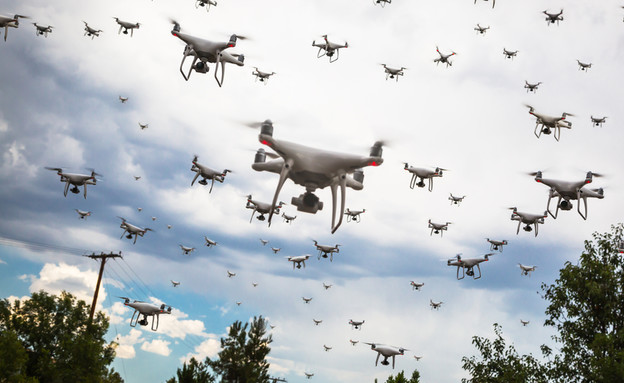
[195,0,217,11]
[287,254,310,269]
[312,35,348,63]
[518,263,537,276]
[180,245,195,255]
[520,319,530,326]
[474,24,490,35]
[302,297,313,304]
[271,247,281,254]
[250,119,383,233]
[544,10,564,25]
[134,176,141,181]
[449,194,465,206]
[373,0,392,7]
[525,104,573,141]
[246,195,285,223]
[32,23,53,37]
[260,238,269,246]
[119,96,128,103]
[413,356,422,361]
[151,216,157,221]
[0,14,27,42]
[118,217,153,244]
[380,64,406,81]
[113,17,140,36]
[227,270,236,278]
[430,300,443,310]
[428,220,451,237]
[190,155,231,193]
[448,253,493,280]
[509,207,547,236]
[434,46,456,67]
[171,280,180,287]
[577,60,592,71]
[252,67,276,83]
[139,123,148,130]
[313,241,341,261]
[591,116,607,127]
[403,164,446,191]
[236,301,241,306]
[474,0,495,8]
[119,297,171,331]
[524,81,542,93]
[486,238,508,252]
[46,167,100,199]
[349,319,365,330]
[530,170,604,220]
[323,345,332,352]
[410,281,424,291]
[503,49,519,60]
[323,283,333,290]
[252,282,258,287]
[364,343,407,369]
[83,21,102,39]
[282,212,297,223]
[344,208,365,223]
[75,209,91,219]
[170,21,246,86]
[350,339,359,346]
[313,319,322,326]
[304,372,314,379]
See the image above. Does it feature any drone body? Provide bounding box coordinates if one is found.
[591,116,607,127]
[191,156,231,193]
[171,280,180,287]
[304,372,314,379]
[46,167,99,199]
[403,164,445,191]
[520,319,530,326]
[33,23,53,37]
[350,339,359,346]
[75,209,91,219]
[83,21,102,39]
[364,343,407,369]
[312,35,348,63]
[449,194,465,206]
[118,217,153,244]
[313,241,341,261]
[282,212,297,223]
[119,297,171,331]
[509,207,547,236]
[196,0,217,11]
[525,105,573,141]
[323,344,332,351]
[180,245,195,255]
[518,263,537,276]
[524,81,542,93]
[246,195,284,223]
[252,67,276,83]
[260,239,269,246]
[410,281,424,291]
[428,220,451,237]
[434,46,456,67]
[113,17,140,36]
[313,319,322,326]
[544,10,564,25]
[349,319,365,330]
[448,253,493,280]
[381,64,406,81]
[271,247,281,254]
[577,60,592,71]
[374,0,392,7]
[0,14,27,42]
[287,254,310,269]
[430,299,443,310]
[531,171,604,220]
[323,283,333,290]
[474,24,490,34]
[139,123,148,130]
[119,96,128,103]
[302,297,313,304]
[503,48,518,60]
[227,270,236,278]
[345,208,365,223]
[486,238,508,252]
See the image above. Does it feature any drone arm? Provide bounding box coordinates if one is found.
[547,189,560,219]
[180,47,197,81]
[534,123,542,139]
[130,310,139,327]
[268,159,293,227]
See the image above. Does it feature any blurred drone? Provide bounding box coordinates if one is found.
[271,247,281,254]
[428,220,451,237]
[430,300,443,310]
[33,23,53,37]
[518,263,537,276]
[250,119,383,233]
[323,345,332,352]
[119,297,171,331]
[349,319,365,330]
[364,343,407,369]
[577,60,592,71]
[304,373,314,379]
[180,245,195,255]
[374,0,392,7]
[503,48,518,60]
[302,297,313,304]
[204,237,217,247]
[323,283,333,290]
[448,253,493,280]
[170,21,245,87]
[525,104,573,141]
[413,356,422,361]
[403,164,445,191]
[287,254,310,269]
[46,167,99,199]
[246,195,285,222]
[252,282,258,287]
[524,81,542,93]
[381,64,406,81]
[282,212,297,223]
[449,194,465,206]
[474,0,495,8]
[75,209,91,219]
[509,207,547,236]
[474,24,490,35]
[171,280,180,287]
[520,319,530,326]
[191,155,231,193]
[113,17,140,36]
[434,46,456,67]
[196,0,217,11]
[134,176,141,181]
[83,21,102,39]
[350,339,359,346]
[486,238,508,252]
[544,10,564,25]
[227,270,236,278]
[260,239,269,246]
[312,34,348,63]
[252,67,275,83]
[591,116,607,127]
[118,217,153,244]
[345,208,365,223]
[313,241,341,261]
[313,319,322,326]
[410,281,424,291]
[0,14,27,41]
[139,123,148,130]
[119,96,128,103]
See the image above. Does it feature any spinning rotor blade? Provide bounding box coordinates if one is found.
[588,171,604,178]
[45,167,63,172]
[86,168,102,177]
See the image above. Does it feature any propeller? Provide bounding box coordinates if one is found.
[86,168,102,178]
[45,167,63,172]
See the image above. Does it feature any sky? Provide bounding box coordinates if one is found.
[1,0,623,382]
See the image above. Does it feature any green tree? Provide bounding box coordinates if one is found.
[0,290,122,383]
[166,357,214,383]
[384,369,420,383]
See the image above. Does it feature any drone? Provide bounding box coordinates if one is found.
[252,282,258,287]
[118,217,153,244]
[591,116,607,127]
[180,245,195,255]
[250,119,383,233]
[282,212,297,224]
[113,17,140,36]
[413,356,422,361]
[380,64,406,82]
[271,247,281,254]
[313,319,322,326]
[75,209,91,219]
[252,67,276,83]
[530,170,604,220]
[428,220,451,237]
[448,253,493,280]
[544,10,564,25]
[119,297,171,331]
[349,319,365,330]
[260,239,269,246]
[373,0,392,7]
[83,21,102,39]
[430,300,443,310]
[503,49,519,60]
[434,46,456,67]
[137,207,143,212]
[403,164,446,191]
[323,345,332,352]
[0,14,28,42]
[474,24,490,35]
[486,238,508,252]
[227,270,236,278]
[195,0,217,11]
[268,378,286,383]
[171,280,180,287]
[134,176,141,181]
[474,0,495,8]
[410,281,424,291]
[345,208,365,223]
[246,195,285,222]
[151,216,157,221]
[170,21,245,87]
[364,343,407,369]
[323,283,333,290]
[304,373,314,379]
[167,225,173,229]
[302,297,313,304]
[119,96,128,103]
[46,167,99,199]
[191,155,231,193]
[509,207,547,236]
[518,263,537,276]
[139,123,148,130]
[520,319,530,326]
[524,81,542,93]
[312,35,348,63]
[32,23,53,37]
[236,301,242,306]
[525,104,573,141]
[449,194,465,206]
[350,339,359,346]
[287,254,310,269]
[313,241,341,261]
[577,60,592,71]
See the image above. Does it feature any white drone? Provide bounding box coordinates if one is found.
[46,167,100,199]
[518,264,537,276]
[287,254,310,269]
[119,297,171,331]
[364,342,407,369]
[118,217,153,244]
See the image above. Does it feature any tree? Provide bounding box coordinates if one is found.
[384,369,421,383]
[166,357,214,383]
[0,290,123,383]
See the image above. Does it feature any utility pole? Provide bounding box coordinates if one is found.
[86,252,122,322]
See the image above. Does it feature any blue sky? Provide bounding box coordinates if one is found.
[1,0,623,382]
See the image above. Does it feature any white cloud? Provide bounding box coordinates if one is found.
[28,262,103,308]
[114,329,143,359]
[0,259,5,265]
[141,339,172,356]
[0,141,37,178]
[180,337,221,364]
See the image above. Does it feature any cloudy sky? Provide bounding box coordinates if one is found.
[1,0,623,381]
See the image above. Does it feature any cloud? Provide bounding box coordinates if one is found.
[141,339,172,356]
[27,262,104,308]
[180,337,221,364]
[114,329,143,359]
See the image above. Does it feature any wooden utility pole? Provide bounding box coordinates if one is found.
[86,252,122,321]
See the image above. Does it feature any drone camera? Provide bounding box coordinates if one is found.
[291,192,323,214]
[523,225,533,232]
[194,61,209,73]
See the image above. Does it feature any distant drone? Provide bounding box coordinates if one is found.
[313,241,341,261]
[350,339,359,346]
[171,280,180,287]
[410,281,424,291]
[434,46,456,67]
[345,208,365,223]
[428,220,451,237]
[252,282,258,287]
[113,17,140,36]
[170,21,246,87]
[474,24,490,35]
[474,0,495,8]
[449,194,465,206]
[32,23,53,37]
[543,10,564,25]
[118,217,153,244]
[204,237,217,247]
[0,14,28,42]
[403,164,446,191]
[302,297,313,304]
[312,35,348,63]
[520,319,530,326]
[525,104,573,141]
[83,21,102,39]
[246,195,285,222]
[313,319,323,326]
[518,264,537,276]
[373,0,392,7]
[250,119,383,233]
[134,176,141,181]
[448,253,493,280]
[75,209,91,219]
[282,212,297,224]
[413,356,422,361]
[577,60,592,71]
[349,319,365,330]
[530,170,604,220]
[252,67,276,83]
[180,245,195,255]
[260,239,269,246]
[196,0,217,11]
[503,48,518,60]
[323,283,333,290]
[591,116,607,127]
[236,301,241,306]
[524,81,542,93]
[119,297,171,331]
[151,216,157,221]
[271,247,281,254]
[46,167,99,199]
[430,300,443,310]
[323,345,332,352]
[227,270,236,278]
[287,254,310,269]
[139,123,148,130]
[119,96,128,103]
[364,343,407,369]
[304,372,314,379]
[509,207,547,236]
[380,64,406,81]
[191,155,231,193]
[486,238,508,252]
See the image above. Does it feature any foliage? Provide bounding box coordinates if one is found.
[166,357,214,383]
[0,290,122,383]
[384,369,420,383]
